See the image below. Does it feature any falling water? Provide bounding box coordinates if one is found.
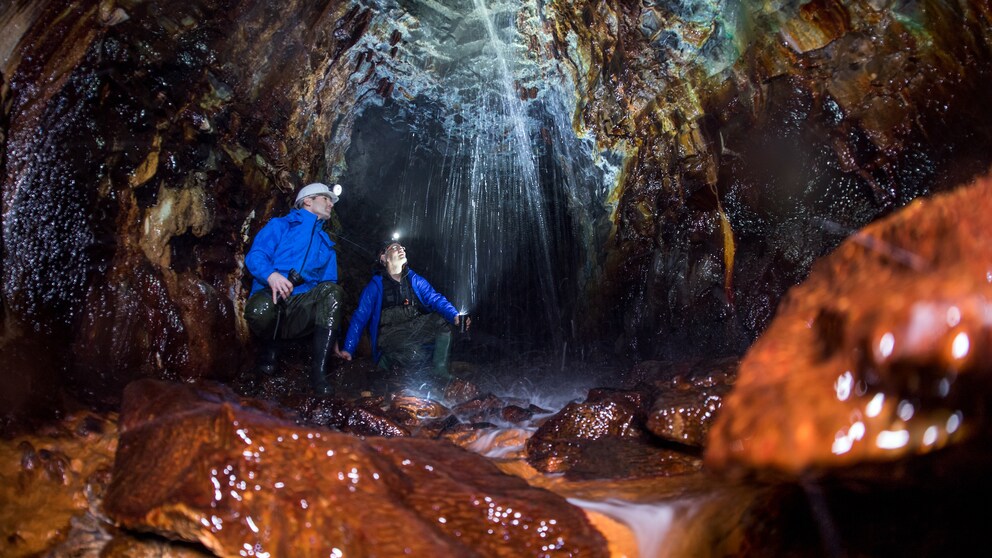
[388,0,596,351]
[443,0,558,346]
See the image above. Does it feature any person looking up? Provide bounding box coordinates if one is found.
[243,182,345,395]
[340,239,469,391]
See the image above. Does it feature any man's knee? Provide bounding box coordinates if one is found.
[310,282,344,328]
[432,314,453,335]
[311,281,344,301]
[244,292,278,336]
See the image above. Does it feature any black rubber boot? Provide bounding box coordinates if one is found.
[311,326,338,396]
[256,341,279,376]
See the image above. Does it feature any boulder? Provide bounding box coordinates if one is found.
[104,379,607,556]
[707,175,992,475]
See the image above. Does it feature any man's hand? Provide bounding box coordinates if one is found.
[267,272,294,304]
[336,344,352,361]
[454,314,471,331]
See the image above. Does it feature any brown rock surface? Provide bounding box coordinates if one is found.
[526,389,702,479]
[0,411,118,557]
[103,379,608,557]
[550,0,992,360]
[706,174,992,475]
[643,358,737,447]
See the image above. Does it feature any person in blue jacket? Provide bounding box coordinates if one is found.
[340,239,469,388]
[244,182,345,395]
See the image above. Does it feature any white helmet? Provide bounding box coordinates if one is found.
[295,183,342,207]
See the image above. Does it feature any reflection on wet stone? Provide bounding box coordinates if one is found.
[102,379,608,556]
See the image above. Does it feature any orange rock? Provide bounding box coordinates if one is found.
[104,379,608,556]
[706,174,992,476]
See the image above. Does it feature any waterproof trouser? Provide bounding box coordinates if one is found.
[377,306,453,378]
[245,282,344,392]
[245,281,344,340]
[311,325,338,395]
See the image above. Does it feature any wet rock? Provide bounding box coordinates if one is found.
[353,394,388,410]
[501,405,535,424]
[387,394,451,427]
[553,0,992,362]
[779,0,850,54]
[104,379,608,556]
[641,358,738,446]
[302,396,410,437]
[100,535,214,557]
[452,393,507,423]
[524,384,707,479]
[707,174,992,476]
[444,426,534,460]
[527,390,644,474]
[647,389,728,448]
[408,414,459,439]
[443,377,481,405]
[563,436,702,481]
[0,411,118,557]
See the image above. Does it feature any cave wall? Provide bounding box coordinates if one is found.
[0,0,391,416]
[546,0,992,358]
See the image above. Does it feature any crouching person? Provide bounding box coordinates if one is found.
[339,240,469,392]
[244,182,345,395]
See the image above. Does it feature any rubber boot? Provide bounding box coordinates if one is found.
[256,341,279,376]
[431,330,454,384]
[311,326,338,396]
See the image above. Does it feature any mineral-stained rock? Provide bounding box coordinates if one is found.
[444,377,482,405]
[706,174,992,476]
[647,389,729,448]
[0,411,118,557]
[387,393,451,427]
[525,389,702,479]
[643,358,738,447]
[526,394,644,474]
[552,0,992,362]
[300,395,410,437]
[501,404,535,424]
[452,393,509,423]
[103,379,608,557]
[558,437,703,482]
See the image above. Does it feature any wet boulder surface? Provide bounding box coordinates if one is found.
[525,386,704,480]
[1,346,989,556]
[102,379,608,557]
[627,357,738,447]
[696,174,992,556]
[706,173,992,476]
[0,411,119,557]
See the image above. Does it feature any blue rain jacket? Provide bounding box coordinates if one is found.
[245,208,338,296]
[343,270,458,363]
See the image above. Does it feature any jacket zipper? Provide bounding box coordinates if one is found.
[298,219,319,278]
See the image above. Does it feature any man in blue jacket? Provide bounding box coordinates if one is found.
[244,182,345,395]
[340,239,468,390]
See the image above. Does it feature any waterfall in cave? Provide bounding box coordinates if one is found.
[436,0,559,337]
[342,0,606,355]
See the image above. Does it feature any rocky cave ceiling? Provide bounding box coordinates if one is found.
[2,0,992,417]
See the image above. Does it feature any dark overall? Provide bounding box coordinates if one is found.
[377,275,453,382]
[244,281,344,394]
[245,281,344,340]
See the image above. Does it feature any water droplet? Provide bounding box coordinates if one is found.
[951,331,970,360]
[878,332,895,359]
